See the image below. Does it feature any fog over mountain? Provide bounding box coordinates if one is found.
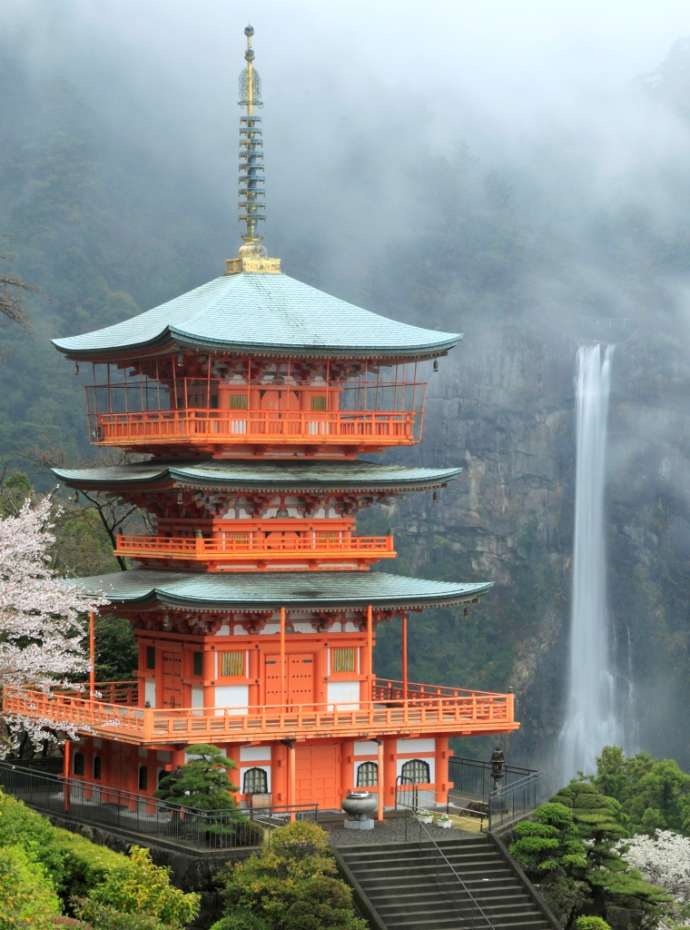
[1,0,689,772]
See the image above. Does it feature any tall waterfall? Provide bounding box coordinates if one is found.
[558,344,621,785]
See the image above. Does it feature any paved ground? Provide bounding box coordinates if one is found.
[325,814,475,848]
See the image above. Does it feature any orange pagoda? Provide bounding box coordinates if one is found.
[5,26,518,817]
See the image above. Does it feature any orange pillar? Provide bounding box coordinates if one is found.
[376,739,384,821]
[202,647,215,710]
[435,736,450,804]
[287,740,296,822]
[63,741,71,812]
[89,610,96,699]
[366,605,374,698]
[279,607,287,707]
[383,736,397,810]
[401,613,408,700]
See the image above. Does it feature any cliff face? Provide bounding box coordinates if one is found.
[376,321,690,771]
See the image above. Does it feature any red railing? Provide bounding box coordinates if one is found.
[4,679,518,745]
[89,408,418,447]
[114,531,396,563]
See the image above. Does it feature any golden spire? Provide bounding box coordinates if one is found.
[226,24,281,275]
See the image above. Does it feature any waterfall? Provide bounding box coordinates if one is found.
[558,344,622,785]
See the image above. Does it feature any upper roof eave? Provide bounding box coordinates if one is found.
[51,330,462,363]
[51,272,462,363]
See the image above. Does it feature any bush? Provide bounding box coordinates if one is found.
[75,898,172,930]
[576,918,612,930]
[210,914,271,930]
[82,845,199,929]
[219,821,367,930]
[0,842,61,930]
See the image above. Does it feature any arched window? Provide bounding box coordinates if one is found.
[92,755,102,780]
[73,752,85,776]
[356,761,378,787]
[138,766,148,791]
[243,767,268,795]
[401,759,431,784]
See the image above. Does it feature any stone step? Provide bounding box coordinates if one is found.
[352,860,513,876]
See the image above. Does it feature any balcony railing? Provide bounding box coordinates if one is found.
[4,679,518,746]
[114,530,396,565]
[88,408,419,448]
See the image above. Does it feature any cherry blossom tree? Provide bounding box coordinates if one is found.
[0,495,106,753]
[620,830,690,899]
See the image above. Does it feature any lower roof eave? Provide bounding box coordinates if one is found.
[67,569,493,612]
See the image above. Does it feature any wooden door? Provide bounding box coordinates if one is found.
[288,654,315,705]
[264,656,282,707]
[295,743,341,810]
[161,650,183,708]
[262,653,315,708]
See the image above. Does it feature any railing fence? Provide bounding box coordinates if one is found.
[0,761,317,851]
[449,755,542,832]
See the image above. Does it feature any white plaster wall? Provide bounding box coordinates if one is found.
[215,685,249,715]
[327,681,359,710]
[354,740,379,756]
[396,738,435,754]
[240,746,272,762]
[144,679,156,706]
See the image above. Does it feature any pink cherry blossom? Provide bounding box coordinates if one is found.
[0,496,106,753]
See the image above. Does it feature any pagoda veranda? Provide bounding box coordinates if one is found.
[3,25,518,817]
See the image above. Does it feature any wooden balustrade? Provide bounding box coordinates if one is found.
[114,531,396,564]
[4,680,517,746]
[89,408,418,447]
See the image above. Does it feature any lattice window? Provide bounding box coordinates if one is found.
[401,758,431,784]
[219,651,245,677]
[332,646,355,673]
[243,767,268,794]
[356,761,378,787]
[92,756,102,780]
[73,752,85,776]
[311,395,327,411]
[138,765,148,791]
[193,652,203,676]
[229,393,249,409]
[146,646,156,669]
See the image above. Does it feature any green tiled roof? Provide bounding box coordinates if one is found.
[69,570,491,611]
[52,460,461,493]
[53,272,460,360]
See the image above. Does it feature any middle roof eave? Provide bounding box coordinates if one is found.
[67,570,492,611]
[51,461,463,494]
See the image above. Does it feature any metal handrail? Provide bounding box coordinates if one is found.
[416,816,496,930]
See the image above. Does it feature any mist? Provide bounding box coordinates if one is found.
[1,0,689,769]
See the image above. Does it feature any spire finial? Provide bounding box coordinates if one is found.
[226,24,281,275]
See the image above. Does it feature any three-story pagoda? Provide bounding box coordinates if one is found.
[6,26,518,816]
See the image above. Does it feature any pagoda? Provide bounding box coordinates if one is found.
[5,26,518,816]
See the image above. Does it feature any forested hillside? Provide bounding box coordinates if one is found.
[1,7,689,771]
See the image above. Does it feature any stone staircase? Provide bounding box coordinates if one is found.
[336,834,556,930]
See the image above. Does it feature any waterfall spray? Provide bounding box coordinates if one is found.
[558,344,621,785]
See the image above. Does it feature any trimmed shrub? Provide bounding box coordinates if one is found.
[0,842,61,930]
[51,826,125,901]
